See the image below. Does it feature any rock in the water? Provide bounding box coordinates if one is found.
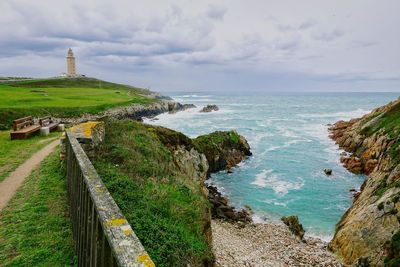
[193,130,251,173]
[324,169,333,176]
[200,104,219,113]
[207,185,252,223]
[281,215,305,240]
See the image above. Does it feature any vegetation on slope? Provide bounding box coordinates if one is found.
[361,100,400,137]
[0,77,156,129]
[93,120,212,267]
[0,130,61,182]
[0,151,76,266]
[193,130,251,172]
[384,230,400,267]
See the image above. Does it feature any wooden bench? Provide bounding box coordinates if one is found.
[10,116,41,140]
[39,116,59,132]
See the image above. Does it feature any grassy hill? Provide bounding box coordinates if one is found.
[0,77,157,129]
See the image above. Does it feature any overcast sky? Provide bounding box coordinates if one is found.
[1,0,399,92]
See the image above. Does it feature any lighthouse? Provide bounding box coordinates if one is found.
[66,48,76,76]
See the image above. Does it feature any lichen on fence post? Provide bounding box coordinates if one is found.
[66,130,154,267]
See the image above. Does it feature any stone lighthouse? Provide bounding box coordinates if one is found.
[66,48,76,76]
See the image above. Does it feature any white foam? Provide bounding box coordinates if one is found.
[297,108,369,120]
[305,232,333,243]
[251,169,273,187]
[176,94,213,98]
[251,170,304,196]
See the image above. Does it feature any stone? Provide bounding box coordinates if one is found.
[40,126,50,136]
[281,215,305,240]
[328,97,400,266]
[324,169,333,175]
[200,105,219,113]
[57,123,65,131]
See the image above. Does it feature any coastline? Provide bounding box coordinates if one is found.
[143,101,344,265]
[211,219,342,267]
[142,93,399,265]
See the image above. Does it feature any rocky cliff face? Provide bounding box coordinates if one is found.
[328,98,400,266]
[193,131,252,173]
[60,100,195,125]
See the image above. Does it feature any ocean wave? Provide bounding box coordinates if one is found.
[297,108,369,120]
[276,126,299,139]
[251,170,304,195]
[173,98,214,102]
[305,232,333,243]
[176,94,213,98]
[260,139,311,154]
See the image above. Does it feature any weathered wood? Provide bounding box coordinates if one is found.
[39,116,59,131]
[13,116,32,124]
[10,116,41,140]
[65,131,154,267]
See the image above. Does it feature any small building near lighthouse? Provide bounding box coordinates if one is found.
[66,48,76,76]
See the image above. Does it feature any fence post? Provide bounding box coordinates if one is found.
[65,131,154,267]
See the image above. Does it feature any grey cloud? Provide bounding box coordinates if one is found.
[0,0,399,92]
[206,5,227,20]
[313,29,344,42]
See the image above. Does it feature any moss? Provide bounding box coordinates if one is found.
[193,130,245,157]
[375,179,388,198]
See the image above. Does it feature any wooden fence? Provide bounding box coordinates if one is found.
[65,131,154,267]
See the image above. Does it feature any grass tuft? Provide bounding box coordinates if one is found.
[93,120,212,267]
[0,151,76,266]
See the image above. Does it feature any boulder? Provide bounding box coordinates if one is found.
[324,169,333,176]
[207,185,252,223]
[200,105,219,113]
[193,130,251,173]
[281,215,305,240]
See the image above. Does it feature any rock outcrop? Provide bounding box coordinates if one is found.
[200,105,219,113]
[328,98,400,266]
[193,130,252,173]
[281,215,306,241]
[151,126,253,224]
[207,185,252,223]
[60,100,195,125]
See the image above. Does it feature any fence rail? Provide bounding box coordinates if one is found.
[65,131,154,267]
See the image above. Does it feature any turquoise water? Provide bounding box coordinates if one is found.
[145,92,399,240]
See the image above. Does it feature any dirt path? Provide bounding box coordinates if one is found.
[0,139,59,211]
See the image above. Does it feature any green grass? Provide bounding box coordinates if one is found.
[193,131,241,155]
[0,130,61,182]
[5,77,149,93]
[0,151,76,266]
[0,77,156,128]
[361,101,400,137]
[93,121,212,267]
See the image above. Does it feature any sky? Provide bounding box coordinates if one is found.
[0,0,399,92]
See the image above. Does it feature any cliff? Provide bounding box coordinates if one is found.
[92,120,251,267]
[328,98,400,266]
[60,101,195,125]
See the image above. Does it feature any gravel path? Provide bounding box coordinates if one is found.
[212,219,344,267]
[0,139,59,211]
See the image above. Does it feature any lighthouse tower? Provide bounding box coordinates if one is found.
[66,48,76,76]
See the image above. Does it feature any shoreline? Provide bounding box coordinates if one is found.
[212,219,343,267]
[145,99,346,265]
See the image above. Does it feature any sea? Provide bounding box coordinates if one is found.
[144,92,399,241]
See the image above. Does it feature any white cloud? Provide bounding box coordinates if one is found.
[0,0,399,91]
